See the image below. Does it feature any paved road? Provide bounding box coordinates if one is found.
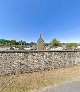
[39,80,80,92]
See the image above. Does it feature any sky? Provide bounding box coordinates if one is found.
[0,0,80,43]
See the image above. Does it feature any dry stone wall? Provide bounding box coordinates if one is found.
[0,50,80,76]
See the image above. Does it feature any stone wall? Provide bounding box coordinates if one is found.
[0,50,80,76]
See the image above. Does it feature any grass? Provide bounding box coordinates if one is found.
[0,65,80,92]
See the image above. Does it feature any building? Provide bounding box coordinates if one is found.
[37,34,44,50]
[76,46,80,50]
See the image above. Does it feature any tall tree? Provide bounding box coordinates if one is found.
[50,38,60,47]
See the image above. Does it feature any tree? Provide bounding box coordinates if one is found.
[30,42,37,47]
[66,43,78,50]
[11,40,16,45]
[44,43,50,47]
[50,38,60,47]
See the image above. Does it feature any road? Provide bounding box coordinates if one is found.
[38,80,80,92]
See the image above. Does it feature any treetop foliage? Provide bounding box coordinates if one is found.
[50,38,60,47]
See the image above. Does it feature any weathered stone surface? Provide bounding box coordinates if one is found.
[0,50,80,76]
[37,34,44,50]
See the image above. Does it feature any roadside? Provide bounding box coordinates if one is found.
[32,77,80,92]
[0,65,80,92]
[35,79,80,92]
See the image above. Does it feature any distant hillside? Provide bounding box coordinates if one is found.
[0,39,5,41]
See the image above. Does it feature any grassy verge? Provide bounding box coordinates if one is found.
[0,66,80,92]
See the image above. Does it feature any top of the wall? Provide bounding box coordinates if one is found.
[0,50,80,53]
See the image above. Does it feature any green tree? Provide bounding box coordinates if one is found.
[50,38,60,47]
[30,42,37,47]
[11,40,16,45]
[44,43,50,47]
[66,43,78,50]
